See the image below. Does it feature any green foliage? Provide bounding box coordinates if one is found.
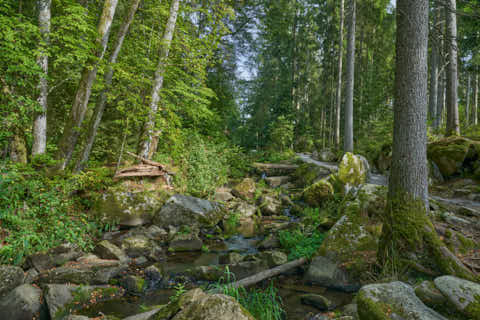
[169,283,186,303]
[0,163,110,264]
[269,116,294,152]
[278,228,325,260]
[214,268,284,320]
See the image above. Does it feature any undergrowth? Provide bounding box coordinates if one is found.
[0,161,112,264]
[278,228,325,260]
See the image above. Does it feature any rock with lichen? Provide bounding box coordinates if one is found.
[338,152,368,189]
[232,178,256,200]
[303,179,334,207]
[434,276,480,319]
[357,282,447,320]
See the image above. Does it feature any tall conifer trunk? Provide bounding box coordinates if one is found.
[445,0,460,136]
[334,0,344,148]
[344,0,355,153]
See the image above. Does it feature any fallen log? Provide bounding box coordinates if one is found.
[252,163,299,171]
[126,151,166,169]
[210,258,307,293]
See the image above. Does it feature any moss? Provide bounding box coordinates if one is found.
[357,290,390,320]
[457,233,476,252]
[303,179,334,206]
[338,152,367,187]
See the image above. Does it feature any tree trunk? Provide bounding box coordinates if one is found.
[334,0,344,148]
[466,73,471,125]
[434,9,446,130]
[75,0,141,172]
[56,0,119,170]
[344,0,355,153]
[428,5,438,124]
[379,0,473,280]
[445,0,460,136]
[474,72,479,126]
[138,0,181,160]
[32,0,51,156]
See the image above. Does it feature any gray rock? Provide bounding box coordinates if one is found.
[434,275,480,318]
[214,191,235,202]
[258,195,283,216]
[258,250,288,268]
[26,243,83,272]
[153,194,223,228]
[123,308,162,320]
[63,316,90,320]
[342,303,358,319]
[145,225,169,241]
[24,268,39,284]
[220,252,245,265]
[0,284,45,320]
[258,234,280,250]
[265,176,291,188]
[415,281,448,309]
[94,240,129,262]
[232,178,256,200]
[316,149,337,162]
[169,233,203,252]
[305,256,359,293]
[122,236,151,258]
[0,265,25,298]
[235,202,257,218]
[357,282,447,320]
[120,275,145,294]
[300,294,334,311]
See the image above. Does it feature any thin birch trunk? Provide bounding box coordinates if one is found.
[445,0,460,136]
[138,0,181,160]
[334,0,344,148]
[32,0,51,156]
[75,0,141,172]
[56,0,118,170]
[344,0,356,153]
[466,73,471,125]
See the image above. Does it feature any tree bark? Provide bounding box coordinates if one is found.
[334,0,344,148]
[75,0,141,172]
[466,73,471,125]
[445,0,460,136]
[379,0,473,280]
[32,0,51,156]
[138,0,181,160]
[428,5,438,124]
[56,0,119,170]
[344,0,355,153]
[474,71,478,126]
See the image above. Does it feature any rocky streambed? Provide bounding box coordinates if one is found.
[0,149,479,320]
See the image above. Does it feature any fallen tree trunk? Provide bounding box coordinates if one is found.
[210,258,307,293]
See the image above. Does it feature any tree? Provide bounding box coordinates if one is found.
[344,0,356,153]
[55,0,119,170]
[445,0,460,136]
[32,0,51,156]
[428,4,439,124]
[334,0,345,148]
[474,71,479,125]
[465,73,471,125]
[378,0,472,279]
[138,0,181,160]
[75,0,141,172]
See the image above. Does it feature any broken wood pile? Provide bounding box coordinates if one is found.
[114,152,173,180]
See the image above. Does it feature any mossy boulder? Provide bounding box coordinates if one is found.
[292,163,332,187]
[0,265,25,298]
[0,284,46,320]
[434,276,480,320]
[427,136,480,179]
[414,281,448,310]
[232,178,256,200]
[303,179,334,207]
[258,195,283,216]
[300,294,334,311]
[338,153,368,189]
[357,282,447,320]
[93,181,171,227]
[121,236,151,258]
[315,201,380,285]
[169,233,203,252]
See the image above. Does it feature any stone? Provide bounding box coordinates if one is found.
[94,240,129,262]
[153,194,223,228]
[93,181,171,227]
[171,288,255,320]
[123,309,163,320]
[357,282,447,320]
[214,191,235,202]
[429,161,445,185]
[303,179,334,207]
[236,217,258,238]
[293,163,332,187]
[258,195,283,216]
[232,178,256,200]
[145,225,169,242]
[258,250,288,268]
[44,284,124,320]
[434,275,480,319]
[0,265,25,298]
[304,256,359,293]
[63,316,90,320]
[0,284,45,320]
[169,233,203,252]
[258,234,281,250]
[317,149,337,162]
[338,153,368,188]
[37,258,126,285]
[342,303,358,318]
[220,252,245,265]
[122,236,151,258]
[415,281,448,309]
[26,243,83,272]
[24,268,38,284]
[300,294,334,311]
[235,202,258,218]
[121,275,145,294]
[265,176,291,188]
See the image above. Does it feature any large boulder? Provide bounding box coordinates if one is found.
[292,163,332,187]
[232,178,256,200]
[315,149,337,162]
[93,181,171,227]
[258,195,283,216]
[0,284,46,320]
[305,256,358,292]
[94,240,129,263]
[434,276,480,319]
[26,243,83,272]
[427,136,480,179]
[153,194,223,229]
[414,280,448,310]
[171,288,255,320]
[338,153,368,188]
[357,282,447,320]
[303,179,334,207]
[0,265,25,298]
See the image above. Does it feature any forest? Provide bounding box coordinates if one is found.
[0,0,480,319]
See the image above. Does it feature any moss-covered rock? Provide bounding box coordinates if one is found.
[0,284,45,320]
[0,265,25,298]
[434,276,480,320]
[93,181,171,227]
[303,179,334,207]
[292,163,332,187]
[258,194,283,216]
[169,233,203,252]
[300,294,334,311]
[121,236,151,258]
[232,178,256,200]
[357,282,447,320]
[338,153,368,188]
[414,281,448,309]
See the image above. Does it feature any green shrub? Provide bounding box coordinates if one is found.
[0,163,107,264]
[278,228,325,260]
[269,116,294,152]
